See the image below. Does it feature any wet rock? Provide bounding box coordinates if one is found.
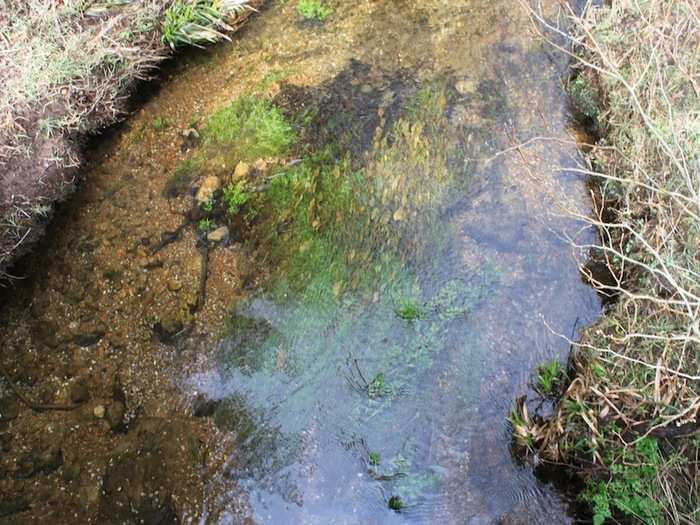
[69,381,90,404]
[17,442,63,478]
[72,324,105,347]
[0,492,29,518]
[105,401,126,432]
[99,446,178,524]
[0,397,20,422]
[233,161,251,179]
[253,158,269,172]
[167,278,183,292]
[192,394,220,418]
[194,176,221,205]
[181,127,200,150]
[207,226,229,243]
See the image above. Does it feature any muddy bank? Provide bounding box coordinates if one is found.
[0,1,601,523]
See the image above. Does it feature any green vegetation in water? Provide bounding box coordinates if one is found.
[388,495,404,512]
[297,0,333,21]
[153,116,170,131]
[204,96,296,162]
[368,451,381,466]
[198,218,213,232]
[162,0,249,49]
[367,372,395,400]
[201,197,215,213]
[536,359,565,396]
[583,437,664,525]
[223,181,250,216]
[212,81,494,506]
[395,298,425,321]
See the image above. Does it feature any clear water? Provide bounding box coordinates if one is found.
[183,1,602,523]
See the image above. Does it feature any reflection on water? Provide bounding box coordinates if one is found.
[187,1,601,523]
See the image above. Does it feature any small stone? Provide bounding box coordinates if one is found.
[181,128,200,140]
[167,279,182,292]
[106,402,126,432]
[69,381,90,404]
[207,226,229,243]
[360,84,373,94]
[233,161,251,179]
[93,405,106,419]
[195,176,221,205]
[253,159,268,172]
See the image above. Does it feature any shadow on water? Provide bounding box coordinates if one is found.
[185,2,602,524]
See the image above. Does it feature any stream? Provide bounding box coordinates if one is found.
[0,1,600,524]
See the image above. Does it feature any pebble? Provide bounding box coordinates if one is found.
[207,226,229,243]
[69,381,90,404]
[233,161,251,179]
[106,402,126,431]
[195,176,221,205]
[93,405,106,419]
[167,278,182,292]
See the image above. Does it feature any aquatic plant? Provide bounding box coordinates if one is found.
[222,181,249,216]
[297,0,333,21]
[204,96,296,161]
[201,196,215,213]
[153,116,170,131]
[535,359,564,396]
[162,0,252,49]
[368,451,381,466]
[198,218,213,232]
[387,495,404,512]
[395,299,424,321]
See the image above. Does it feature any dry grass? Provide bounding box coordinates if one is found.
[0,0,256,276]
[512,1,700,523]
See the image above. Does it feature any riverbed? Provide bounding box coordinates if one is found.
[0,1,600,523]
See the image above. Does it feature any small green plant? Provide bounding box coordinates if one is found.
[395,299,424,321]
[569,75,599,123]
[367,372,395,399]
[205,97,296,160]
[583,438,664,525]
[201,196,215,213]
[198,218,213,232]
[223,181,249,216]
[536,359,565,395]
[297,0,333,21]
[387,495,404,512]
[368,451,381,466]
[162,0,249,49]
[153,116,170,131]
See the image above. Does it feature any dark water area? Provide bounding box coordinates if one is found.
[0,1,600,523]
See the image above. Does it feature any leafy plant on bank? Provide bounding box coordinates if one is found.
[162,0,252,49]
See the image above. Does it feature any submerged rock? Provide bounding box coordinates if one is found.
[69,381,90,404]
[105,401,126,432]
[195,176,221,205]
[207,226,229,243]
[233,161,251,180]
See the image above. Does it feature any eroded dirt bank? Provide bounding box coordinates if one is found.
[0,1,600,523]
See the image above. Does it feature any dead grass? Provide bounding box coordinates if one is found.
[513,1,700,523]
[0,0,256,276]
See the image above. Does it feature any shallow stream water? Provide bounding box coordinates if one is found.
[0,1,600,523]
